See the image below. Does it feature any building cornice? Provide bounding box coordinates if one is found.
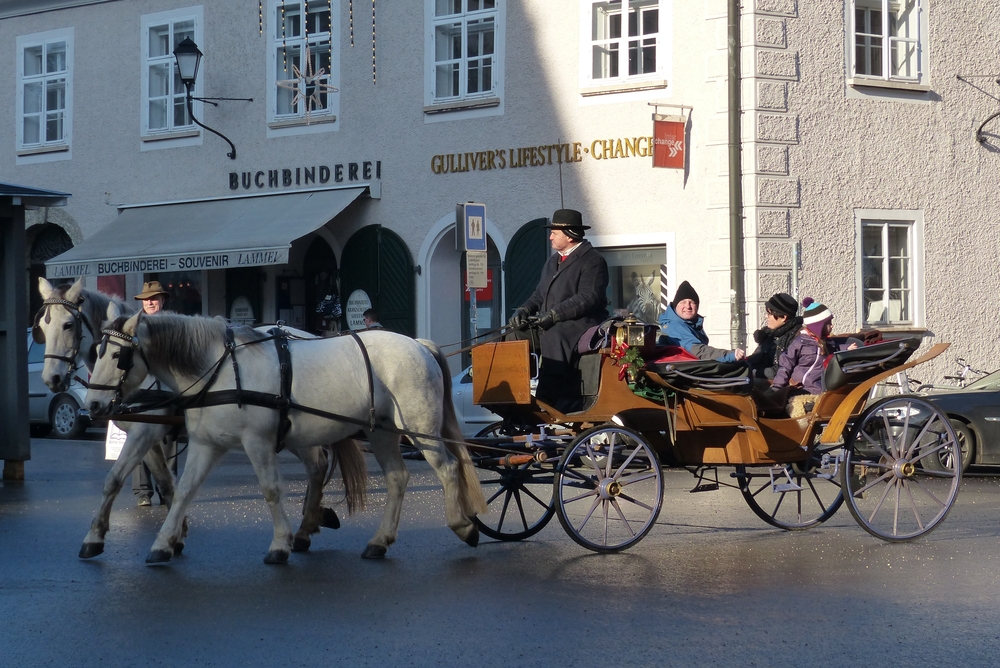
[0,0,118,20]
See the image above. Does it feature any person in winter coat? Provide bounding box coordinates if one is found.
[757,299,858,411]
[508,208,609,412]
[747,292,802,380]
[657,281,745,362]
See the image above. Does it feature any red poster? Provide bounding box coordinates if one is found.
[464,269,493,301]
[653,119,685,169]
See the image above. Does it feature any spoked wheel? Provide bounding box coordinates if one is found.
[472,422,555,541]
[841,396,962,542]
[735,447,844,530]
[554,425,663,553]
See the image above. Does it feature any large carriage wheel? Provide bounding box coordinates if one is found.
[472,422,555,541]
[554,425,663,553]
[841,396,962,542]
[735,447,844,530]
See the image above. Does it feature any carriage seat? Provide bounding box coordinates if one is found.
[821,337,922,392]
[646,360,753,395]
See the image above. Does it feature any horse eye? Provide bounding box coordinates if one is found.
[112,351,120,359]
[62,322,72,330]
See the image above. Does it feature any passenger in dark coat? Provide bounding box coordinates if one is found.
[747,292,802,380]
[508,209,609,412]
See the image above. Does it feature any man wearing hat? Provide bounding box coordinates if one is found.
[508,209,609,412]
[131,280,176,506]
[657,280,745,362]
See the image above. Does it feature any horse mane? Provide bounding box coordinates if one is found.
[136,313,271,378]
[53,283,135,327]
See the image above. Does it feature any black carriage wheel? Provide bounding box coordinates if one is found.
[735,450,844,531]
[472,422,555,541]
[841,396,962,542]
[554,425,663,553]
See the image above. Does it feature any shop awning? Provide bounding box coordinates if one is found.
[46,187,367,279]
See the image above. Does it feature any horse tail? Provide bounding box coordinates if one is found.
[326,438,368,514]
[417,339,488,517]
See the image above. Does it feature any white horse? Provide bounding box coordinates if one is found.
[35,278,351,559]
[86,310,486,564]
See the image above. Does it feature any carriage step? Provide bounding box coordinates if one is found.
[690,483,719,493]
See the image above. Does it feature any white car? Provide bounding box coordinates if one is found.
[451,366,502,437]
[27,331,90,439]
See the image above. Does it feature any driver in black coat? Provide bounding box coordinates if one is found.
[508,209,609,412]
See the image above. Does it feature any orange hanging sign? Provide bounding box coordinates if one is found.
[652,115,686,169]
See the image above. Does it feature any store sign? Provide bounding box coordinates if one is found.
[430,137,654,175]
[228,161,381,191]
[230,296,255,325]
[346,290,372,330]
[47,248,290,278]
[652,116,686,169]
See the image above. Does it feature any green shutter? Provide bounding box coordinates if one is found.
[503,218,549,318]
[341,225,415,336]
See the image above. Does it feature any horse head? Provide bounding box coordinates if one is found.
[86,307,148,418]
[36,277,94,392]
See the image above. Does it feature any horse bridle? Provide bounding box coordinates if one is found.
[88,327,144,404]
[32,297,96,383]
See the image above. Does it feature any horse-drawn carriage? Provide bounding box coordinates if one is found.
[466,318,963,552]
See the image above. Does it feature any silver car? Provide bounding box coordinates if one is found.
[27,331,90,439]
[451,366,502,437]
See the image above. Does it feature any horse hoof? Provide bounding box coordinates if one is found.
[173,542,185,556]
[264,549,290,564]
[321,507,340,530]
[361,544,386,559]
[292,535,311,552]
[463,524,480,548]
[79,542,105,559]
[146,549,172,564]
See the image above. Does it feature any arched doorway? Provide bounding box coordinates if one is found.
[503,218,549,320]
[340,225,415,335]
[27,223,73,317]
[303,236,339,334]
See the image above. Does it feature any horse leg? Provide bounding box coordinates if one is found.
[241,435,295,564]
[291,446,331,552]
[146,440,225,564]
[362,431,409,559]
[141,436,189,554]
[412,437,479,548]
[80,428,156,559]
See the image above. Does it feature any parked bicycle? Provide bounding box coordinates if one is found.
[916,357,990,392]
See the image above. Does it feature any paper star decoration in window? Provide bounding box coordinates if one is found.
[276,45,338,124]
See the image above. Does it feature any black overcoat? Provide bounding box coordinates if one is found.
[522,241,609,365]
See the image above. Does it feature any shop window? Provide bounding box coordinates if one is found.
[154,271,203,315]
[600,246,666,325]
[16,28,72,160]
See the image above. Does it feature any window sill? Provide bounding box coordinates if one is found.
[848,77,930,93]
[423,97,501,115]
[267,115,337,129]
[17,143,69,156]
[142,129,200,143]
[580,79,669,97]
[861,326,929,337]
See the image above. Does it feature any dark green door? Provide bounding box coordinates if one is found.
[340,225,415,335]
[503,218,549,318]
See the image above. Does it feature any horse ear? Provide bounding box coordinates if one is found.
[66,278,84,303]
[38,277,54,299]
[106,302,121,321]
[124,312,142,335]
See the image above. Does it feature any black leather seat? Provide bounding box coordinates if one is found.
[821,337,921,392]
[647,360,752,395]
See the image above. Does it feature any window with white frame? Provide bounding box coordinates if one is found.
[850,0,926,85]
[857,213,923,328]
[427,0,502,107]
[142,8,200,136]
[268,0,338,126]
[17,29,72,152]
[581,0,668,90]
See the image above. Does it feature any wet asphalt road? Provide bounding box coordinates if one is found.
[3,438,1000,668]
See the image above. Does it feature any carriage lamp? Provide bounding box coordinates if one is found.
[615,313,650,349]
[172,37,252,160]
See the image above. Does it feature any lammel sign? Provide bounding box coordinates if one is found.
[47,249,288,279]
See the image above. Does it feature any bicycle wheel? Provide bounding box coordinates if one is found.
[841,396,962,542]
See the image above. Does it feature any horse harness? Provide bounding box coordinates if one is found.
[32,296,97,384]
[98,325,378,453]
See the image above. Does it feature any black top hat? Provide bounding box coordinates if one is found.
[543,209,590,239]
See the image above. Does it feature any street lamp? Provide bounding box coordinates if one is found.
[172,37,251,160]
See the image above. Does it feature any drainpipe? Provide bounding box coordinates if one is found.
[728,0,747,352]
